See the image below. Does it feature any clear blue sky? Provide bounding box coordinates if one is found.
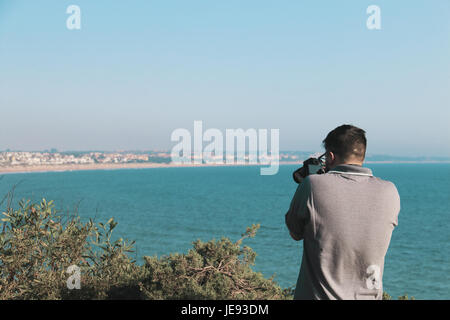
[0,0,449,156]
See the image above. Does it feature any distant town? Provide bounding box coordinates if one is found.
[0,151,169,167]
[0,150,306,167]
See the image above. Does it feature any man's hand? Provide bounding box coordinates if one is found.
[289,231,301,241]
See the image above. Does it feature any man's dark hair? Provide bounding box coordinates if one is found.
[322,125,367,161]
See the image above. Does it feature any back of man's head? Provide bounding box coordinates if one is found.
[323,125,367,162]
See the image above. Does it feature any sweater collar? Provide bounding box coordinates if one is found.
[329,164,373,176]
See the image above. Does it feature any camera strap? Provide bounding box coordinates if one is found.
[327,171,373,177]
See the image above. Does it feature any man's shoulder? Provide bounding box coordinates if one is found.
[367,175,399,193]
[308,171,399,193]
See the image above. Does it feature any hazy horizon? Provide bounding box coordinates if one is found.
[1,148,449,160]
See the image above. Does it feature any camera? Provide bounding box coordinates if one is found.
[292,153,327,183]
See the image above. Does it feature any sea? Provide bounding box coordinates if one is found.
[0,163,448,299]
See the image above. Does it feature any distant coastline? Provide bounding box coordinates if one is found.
[1,151,449,175]
[0,160,449,175]
[0,162,288,175]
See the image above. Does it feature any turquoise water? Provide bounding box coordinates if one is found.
[0,163,449,299]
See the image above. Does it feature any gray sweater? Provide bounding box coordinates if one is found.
[285,164,400,300]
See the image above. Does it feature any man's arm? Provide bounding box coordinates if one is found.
[285,177,312,241]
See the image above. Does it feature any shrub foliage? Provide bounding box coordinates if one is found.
[0,199,291,300]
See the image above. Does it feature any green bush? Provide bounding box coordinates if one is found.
[0,198,290,300]
[382,292,416,300]
[0,198,141,299]
[140,225,292,300]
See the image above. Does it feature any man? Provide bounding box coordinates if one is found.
[285,124,400,300]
